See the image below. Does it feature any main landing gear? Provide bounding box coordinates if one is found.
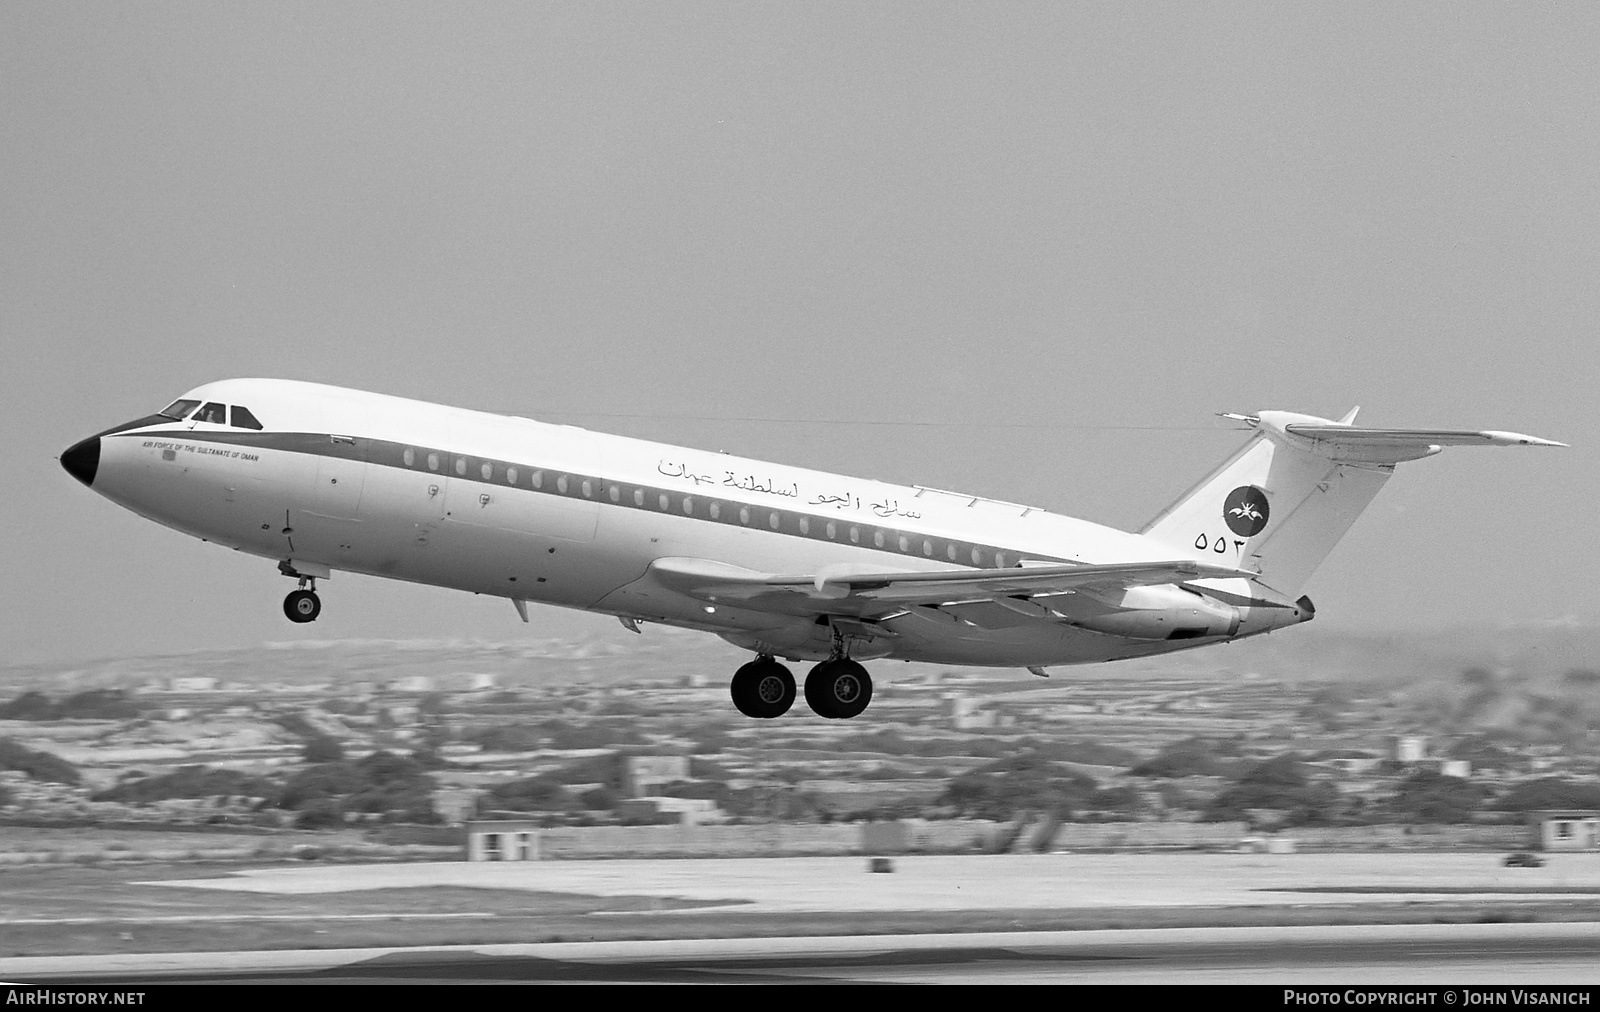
[728,655,874,719]
[804,658,873,719]
[730,657,795,718]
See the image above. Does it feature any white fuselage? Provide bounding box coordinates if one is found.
[69,378,1292,666]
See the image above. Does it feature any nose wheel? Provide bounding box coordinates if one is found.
[278,561,325,623]
[283,588,321,623]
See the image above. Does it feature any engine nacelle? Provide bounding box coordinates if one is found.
[1063,584,1241,640]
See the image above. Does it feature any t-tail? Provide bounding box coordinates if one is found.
[1140,408,1565,601]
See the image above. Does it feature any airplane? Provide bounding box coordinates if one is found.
[59,379,1563,720]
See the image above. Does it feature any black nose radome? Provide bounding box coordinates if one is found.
[61,437,100,487]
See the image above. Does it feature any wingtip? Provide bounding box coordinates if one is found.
[1481,431,1568,448]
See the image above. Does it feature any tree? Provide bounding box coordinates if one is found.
[1202,754,1343,826]
[274,712,320,739]
[0,739,80,785]
[487,777,571,811]
[1497,778,1600,813]
[294,799,347,829]
[57,689,140,719]
[303,736,345,763]
[1130,738,1241,778]
[92,765,272,803]
[1461,666,1496,687]
[938,751,1102,820]
[469,724,544,752]
[1448,735,1518,771]
[0,691,58,720]
[270,750,439,824]
[1384,770,1489,824]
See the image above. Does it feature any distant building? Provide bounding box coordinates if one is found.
[169,677,218,692]
[618,797,721,824]
[465,819,538,861]
[389,676,435,693]
[1396,736,1428,762]
[431,788,483,825]
[1439,760,1471,779]
[1319,755,1383,775]
[624,754,690,796]
[860,821,910,853]
[944,692,996,729]
[1528,811,1600,852]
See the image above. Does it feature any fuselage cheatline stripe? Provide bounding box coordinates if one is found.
[109,428,1065,570]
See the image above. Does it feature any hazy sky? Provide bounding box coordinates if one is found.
[3,3,1593,666]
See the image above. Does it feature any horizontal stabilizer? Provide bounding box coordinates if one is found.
[1284,423,1566,464]
[1287,425,1565,446]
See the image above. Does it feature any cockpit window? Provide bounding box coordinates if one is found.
[158,399,201,421]
[230,406,263,430]
[195,402,227,424]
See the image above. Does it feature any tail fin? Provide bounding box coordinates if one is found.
[1140,409,1564,598]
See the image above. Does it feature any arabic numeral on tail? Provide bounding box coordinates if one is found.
[1195,534,1208,550]
[1213,537,1226,553]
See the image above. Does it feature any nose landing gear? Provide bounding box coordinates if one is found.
[283,587,321,623]
[278,560,326,623]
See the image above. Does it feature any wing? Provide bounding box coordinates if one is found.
[648,555,1254,615]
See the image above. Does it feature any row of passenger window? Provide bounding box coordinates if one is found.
[397,444,1027,569]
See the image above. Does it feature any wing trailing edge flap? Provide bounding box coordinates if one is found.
[646,556,1256,623]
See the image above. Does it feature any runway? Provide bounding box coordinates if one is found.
[7,925,1600,984]
[125,851,1600,910]
[4,852,1599,984]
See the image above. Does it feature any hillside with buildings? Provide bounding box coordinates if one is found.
[1,621,1597,856]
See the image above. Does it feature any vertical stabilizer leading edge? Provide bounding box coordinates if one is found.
[1139,410,1565,599]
